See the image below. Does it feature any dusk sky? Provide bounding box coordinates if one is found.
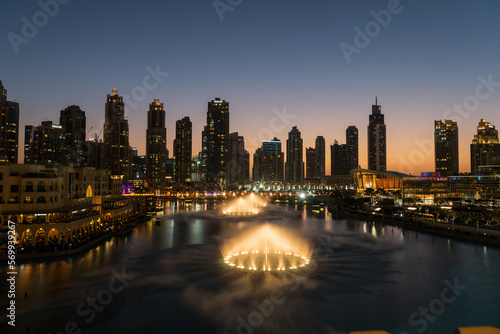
[1,0,499,175]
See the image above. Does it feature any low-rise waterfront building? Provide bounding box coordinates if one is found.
[0,164,135,248]
[351,168,500,205]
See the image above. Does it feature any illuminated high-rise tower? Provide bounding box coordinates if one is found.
[305,136,325,180]
[103,89,130,179]
[146,98,167,188]
[228,132,250,184]
[0,80,19,164]
[315,136,325,178]
[470,119,500,175]
[253,138,284,182]
[305,147,316,179]
[346,126,359,171]
[285,126,304,183]
[29,121,66,166]
[434,119,459,176]
[367,98,386,171]
[206,97,229,188]
[60,105,86,167]
[24,125,35,164]
[174,117,192,184]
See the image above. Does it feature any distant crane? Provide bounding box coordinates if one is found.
[86,126,93,139]
[96,127,103,140]
[86,125,103,141]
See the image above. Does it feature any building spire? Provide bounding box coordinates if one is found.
[376,96,378,105]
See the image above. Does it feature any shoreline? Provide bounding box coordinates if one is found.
[331,207,500,247]
[2,217,146,262]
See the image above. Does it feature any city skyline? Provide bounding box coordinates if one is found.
[2,2,500,333]
[2,1,499,175]
[7,82,500,177]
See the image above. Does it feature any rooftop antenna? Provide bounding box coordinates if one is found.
[376,96,378,105]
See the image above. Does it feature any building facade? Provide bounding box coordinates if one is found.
[228,132,250,185]
[346,125,359,171]
[131,147,146,187]
[82,136,103,169]
[174,116,192,184]
[0,164,134,248]
[305,147,316,180]
[331,126,359,177]
[0,80,19,164]
[285,126,304,183]
[206,98,229,187]
[314,136,325,179]
[331,140,347,176]
[470,119,500,175]
[29,121,66,166]
[24,125,35,164]
[60,105,86,167]
[145,98,167,189]
[435,119,459,176]
[253,138,284,183]
[103,89,130,180]
[368,98,386,171]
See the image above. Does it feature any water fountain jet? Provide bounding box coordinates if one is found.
[221,224,312,272]
[222,194,267,216]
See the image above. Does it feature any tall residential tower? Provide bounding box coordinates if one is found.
[60,105,86,167]
[206,98,230,187]
[367,98,386,171]
[146,98,167,188]
[253,138,284,182]
[0,80,19,164]
[470,119,500,174]
[103,89,130,179]
[285,126,304,183]
[434,119,459,176]
[174,117,192,184]
[228,132,250,185]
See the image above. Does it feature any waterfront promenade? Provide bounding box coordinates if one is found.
[332,207,500,246]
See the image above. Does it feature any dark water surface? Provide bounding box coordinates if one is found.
[2,201,499,334]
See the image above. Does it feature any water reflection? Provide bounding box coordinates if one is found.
[3,201,500,334]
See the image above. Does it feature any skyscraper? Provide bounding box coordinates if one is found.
[331,126,359,176]
[253,138,284,182]
[252,148,263,182]
[367,98,386,171]
[285,126,304,183]
[346,126,359,171]
[470,119,500,175]
[174,116,192,184]
[146,98,167,189]
[314,136,325,178]
[206,98,229,187]
[434,119,459,176]
[228,132,250,185]
[29,121,66,166]
[131,148,146,185]
[82,136,103,169]
[0,80,19,164]
[330,140,346,176]
[60,105,86,167]
[200,126,208,180]
[305,147,316,179]
[24,125,35,164]
[103,89,130,179]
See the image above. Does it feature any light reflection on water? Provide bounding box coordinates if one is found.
[2,201,500,334]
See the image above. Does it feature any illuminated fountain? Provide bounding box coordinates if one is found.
[221,224,312,272]
[222,194,267,216]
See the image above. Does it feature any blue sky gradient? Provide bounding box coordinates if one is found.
[1,0,499,174]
